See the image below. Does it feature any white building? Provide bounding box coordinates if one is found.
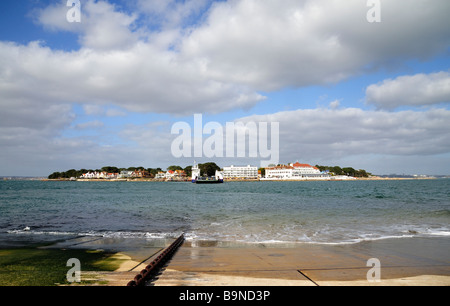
[264,162,330,180]
[155,172,166,179]
[119,170,134,178]
[264,165,294,179]
[81,172,96,179]
[223,165,258,179]
[81,171,117,179]
[191,163,201,181]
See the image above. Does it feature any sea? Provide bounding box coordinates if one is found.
[0,179,449,247]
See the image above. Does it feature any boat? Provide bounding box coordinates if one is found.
[194,176,223,184]
[191,162,224,184]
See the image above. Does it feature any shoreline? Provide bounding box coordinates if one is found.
[0,236,448,286]
[45,235,450,286]
[42,176,440,182]
[139,236,450,286]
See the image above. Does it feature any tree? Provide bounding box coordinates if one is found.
[101,166,119,173]
[258,167,265,177]
[342,167,356,177]
[167,165,183,171]
[199,162,220,177]
[184,166,192,177]
[65,169,78,178]
[355,169,369,178]
[48,172,61,179]
[331,166,343,175]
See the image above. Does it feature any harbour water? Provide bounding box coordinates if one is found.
[0,179,449,247]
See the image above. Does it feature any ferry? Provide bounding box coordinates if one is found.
[194,176,224,184]
[191,163,224,184]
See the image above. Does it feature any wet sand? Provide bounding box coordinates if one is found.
[152,237,450,286]
[61,236,450,286]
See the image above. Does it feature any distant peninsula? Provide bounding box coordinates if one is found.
[47,162,374,181]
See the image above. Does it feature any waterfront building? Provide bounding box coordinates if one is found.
[191,163,201,181]
[155,172,166,179]
[222,165,258,179]
[264,162,331,180]
[119,170,134,178]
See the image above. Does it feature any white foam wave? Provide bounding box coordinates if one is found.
[6,227,450,246]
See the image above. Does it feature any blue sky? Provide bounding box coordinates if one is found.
[0,0,449,176]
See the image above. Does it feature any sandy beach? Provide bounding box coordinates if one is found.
[60,236,450,286]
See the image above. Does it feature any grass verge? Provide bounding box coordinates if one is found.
[0,247,123,286]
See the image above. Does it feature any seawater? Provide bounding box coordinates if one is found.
[0,179,449,246]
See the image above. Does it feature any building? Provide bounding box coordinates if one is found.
[81,172,96,179]
[173,170,186,178]
[290,162,323,177]
[223,165,258,179]
[119,170,134,178]
[264,162,330,180]
[155,172,166,179]
[81,171,120,179]
[131,170,149,178]
[264,165,294,179]
[191,163,201,181]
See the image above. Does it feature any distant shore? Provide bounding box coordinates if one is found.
[41,176,439,182]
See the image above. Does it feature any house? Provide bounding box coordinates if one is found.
[81,172,96,179]
[119,171,134,178]
[132,170,149,178]
[173,170,186,178]
[107,173,118,179]
[165,170,175,179]
[155,172,166,179]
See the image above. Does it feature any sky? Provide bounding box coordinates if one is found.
[0,0,449,176]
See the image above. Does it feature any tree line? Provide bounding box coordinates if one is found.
[48,166,163,179]
[47,163,222,179]
[315,165,371,177]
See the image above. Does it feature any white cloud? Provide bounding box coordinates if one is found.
[0,40,264,115]
[239,107,450,162]
[17,0,449,115]
[0,0,446,118]
[37,0,141,50]
[329,99,341,110]
[366,71,450,109]
[181,0,450,91]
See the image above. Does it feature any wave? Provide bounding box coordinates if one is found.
[5,228,184,240]
[6,226,450,246]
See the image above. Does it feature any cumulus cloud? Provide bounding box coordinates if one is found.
[366,71,450,109]
[37,0,141,50]
[7,0,447,115]
[181,0,450,91]
[0,40,264,115]
[239,107,450,162]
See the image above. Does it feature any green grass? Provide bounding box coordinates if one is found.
[0,247,123,286]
